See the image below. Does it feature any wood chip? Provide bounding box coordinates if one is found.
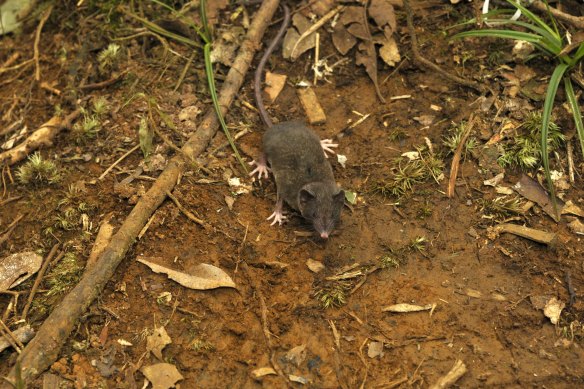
[297,88,326,124]
[495,223,557,245]
[265,72,287,102]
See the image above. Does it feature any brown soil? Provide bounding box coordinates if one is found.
[1,1,584,388]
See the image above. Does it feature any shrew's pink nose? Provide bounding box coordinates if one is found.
[320,232,329,239]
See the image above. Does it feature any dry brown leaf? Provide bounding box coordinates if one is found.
[282,13,316,61]
[369,0,397,32]
[0,251,42,290]
[356,41,384,102]
[310,0,335,16]
[146,326,172,360]
[382,303,433,312]
[367,341,385,358]
[332,23,357,55]
[306,258,325,273]
[206,0,229,24]
[346,22,368,40]
[568,219,584,235]
[340,6,363,25]
[543,297,565,325]
[251,367,277,379]
[137,257,236,290]
[142,363,183,389]
[513,174,563,221]
[378,36,401,66]
[283,344,307,367]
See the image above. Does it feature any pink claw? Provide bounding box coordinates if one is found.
[320,139,338,158]
[267,210,286,226]
[249,160,270,179]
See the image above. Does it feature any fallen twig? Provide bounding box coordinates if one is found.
[166,190,209,229]
[0,214,25,247]
[98,144,140,180]
[429,359,467,389]
[0,109,81,166]
[0,59,34,76]
[290,5,344,59]
[86,214,114,271]
[1,53,20,69]
[532,1,584,29]
[0,325,34,354]
[21,245,62,321]
[79,70,129,91]
[403,0,485,94]
[494,223,557,245]
[0,319,23,353]
[209,128,251,156]
[4,0,282,384]
[34,5,54,82]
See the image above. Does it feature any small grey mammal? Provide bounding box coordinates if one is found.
[249,5,344,239]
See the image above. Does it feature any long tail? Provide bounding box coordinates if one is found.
[254,4,291,128]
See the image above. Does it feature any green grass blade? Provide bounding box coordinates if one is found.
[127,12,201,48]
[199,0,247,173]
[150,0,207,42]
[453,29,543,44]
[541,63,569,218]
[506,0,559,41]
[447,9,517,30]
[203,44,247,173]
[200,0,212,43]
[572,42,584,63]
[478,19,561,53]
[564,77,584,161]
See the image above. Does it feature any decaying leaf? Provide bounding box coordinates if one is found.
[378,36,401,66]
[484,173,505,187]
[137,257,236,290]
[543,297,565,325]
[310,0,335,16]
[382,303,434,313]
[562,200,584,217]
[367,341,384,358]
[282,344,307,367]
[306,258,325,273]
[0,251,43,290]
[332,24,357,55]
[282,13,316,61]
[142,363,183,389]
[147,326,172,360]
[251,367,277,379]
[347,23,368,40]
[356,41,385,102]
[513,174,563,222]
[344,190,357,205]
[369,0,397,33]
[340,6,362,25]
[206,0,229,24]
[568,219,584,235]
[465,288,482,299]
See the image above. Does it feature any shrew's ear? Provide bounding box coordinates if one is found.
[299,188,316,206]
[333,190,345,205]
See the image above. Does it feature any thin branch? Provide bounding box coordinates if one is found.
[34,5,54,82]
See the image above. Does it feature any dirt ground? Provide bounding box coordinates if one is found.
[1,1,584,388]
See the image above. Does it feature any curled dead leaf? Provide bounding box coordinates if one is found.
[0,251,42,290]
[137,257,236,290]
[142,363,183,389]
